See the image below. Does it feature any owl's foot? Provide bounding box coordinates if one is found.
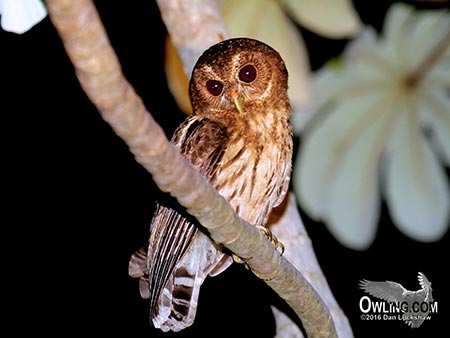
[256,225,285,255]
[231,226,285,269]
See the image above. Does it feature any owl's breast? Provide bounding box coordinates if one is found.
[212,117,292,226]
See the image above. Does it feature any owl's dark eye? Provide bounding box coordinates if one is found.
[239,65,257,83]
[206,80,224,96]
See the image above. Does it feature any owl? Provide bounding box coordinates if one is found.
[129,38,293,332]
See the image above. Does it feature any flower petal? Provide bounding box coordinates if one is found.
[295,102,352,221]
[324,116,392,250]
[427,61,450,88]
[426,35,450,88]
[0,0,47,34]
[419,89,450,167]
[220,0,313,113]
[296,89,398,249]
[381,3,414,69]
[382,3,413,44]
[383,101,450,242]
[345,28,400,81]
[406,7,450,70]
[282,0,363,39]
[310,29,389,111]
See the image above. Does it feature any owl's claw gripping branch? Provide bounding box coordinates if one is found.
[256,225,285,255]
[231,225,285,271]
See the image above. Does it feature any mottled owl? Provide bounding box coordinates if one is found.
[129,37,293,332]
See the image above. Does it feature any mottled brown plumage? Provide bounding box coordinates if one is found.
[129,38,293,332]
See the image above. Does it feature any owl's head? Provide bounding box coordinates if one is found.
[189,38,289,119]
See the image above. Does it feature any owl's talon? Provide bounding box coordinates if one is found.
[232,254,250,270]
[232,254,245,264]
[256,226,285,255]
[277,241,285,256]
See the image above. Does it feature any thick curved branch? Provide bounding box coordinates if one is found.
[45,1,337,337]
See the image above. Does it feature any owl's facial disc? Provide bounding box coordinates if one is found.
[229,88,244,115]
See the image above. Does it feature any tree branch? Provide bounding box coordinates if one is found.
[270,194,353,337]
[45,0,339,337]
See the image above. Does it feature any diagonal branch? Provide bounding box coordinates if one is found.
[45,0,338,337]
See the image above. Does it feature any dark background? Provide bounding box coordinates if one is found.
[2,0,448,337]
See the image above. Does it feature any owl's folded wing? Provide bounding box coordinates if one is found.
[129,114,231,331]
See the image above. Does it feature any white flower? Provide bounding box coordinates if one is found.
[0,0,47,34]
[294,3,450,250]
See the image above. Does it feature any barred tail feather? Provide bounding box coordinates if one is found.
[152,231,230,332]
[129,203,233,332]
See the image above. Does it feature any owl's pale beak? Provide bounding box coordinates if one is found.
[229,88,244,115]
